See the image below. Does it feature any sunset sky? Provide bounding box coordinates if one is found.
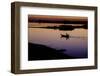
[28,15,88,22]
[28,15,88,27]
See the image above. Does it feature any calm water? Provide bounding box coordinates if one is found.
[28,27,88,58]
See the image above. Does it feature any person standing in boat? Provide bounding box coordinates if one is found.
[66,33,69,38]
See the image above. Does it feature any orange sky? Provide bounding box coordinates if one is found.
[28,15,88,22]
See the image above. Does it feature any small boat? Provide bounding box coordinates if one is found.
[61,33,70,38]
[61,33,86,40]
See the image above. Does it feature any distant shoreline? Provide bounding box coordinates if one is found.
[28,24,88,31]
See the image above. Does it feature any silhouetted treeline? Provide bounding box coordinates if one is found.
[30,24,88,31]
[28,18,88,24]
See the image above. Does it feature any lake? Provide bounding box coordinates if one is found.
[28,26,88,59]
